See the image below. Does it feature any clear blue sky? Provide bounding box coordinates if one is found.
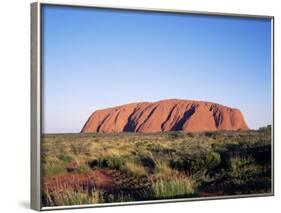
[42,5,272,133]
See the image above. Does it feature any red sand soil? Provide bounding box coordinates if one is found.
[43,169,115,193]
[81,99,249,133]
[42,169,148,193]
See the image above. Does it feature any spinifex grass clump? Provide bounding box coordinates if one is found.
[150,176,195,199]
[124,161,147,177]
[44,189,104,206]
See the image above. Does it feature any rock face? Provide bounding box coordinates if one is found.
[81,99,249,133]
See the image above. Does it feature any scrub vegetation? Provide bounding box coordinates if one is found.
[42,125,272,206]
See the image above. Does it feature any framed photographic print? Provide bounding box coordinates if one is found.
[31,1,274,211]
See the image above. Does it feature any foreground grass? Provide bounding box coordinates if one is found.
[151,176,195,199]
[42,126,272,206]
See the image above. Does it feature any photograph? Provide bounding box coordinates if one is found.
[39,4,272,208]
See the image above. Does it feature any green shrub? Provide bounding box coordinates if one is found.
[59,155,74,163]
[258,125,271,133]
[168,132,183,139]
[186,132,195,137]
[170,149,221,176]
[227,156,255,178]
[97,157,125,169]
[204,131,217,138]
[140,156,156,169]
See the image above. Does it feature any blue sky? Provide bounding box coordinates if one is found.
[42,5,272,133]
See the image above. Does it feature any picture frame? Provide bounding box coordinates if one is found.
[31,1,274,211]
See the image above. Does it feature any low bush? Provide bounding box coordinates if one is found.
[170,149,221,176]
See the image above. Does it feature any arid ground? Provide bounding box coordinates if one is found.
[42,126,271,206]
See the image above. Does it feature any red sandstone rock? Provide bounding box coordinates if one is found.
[81,99,249,133]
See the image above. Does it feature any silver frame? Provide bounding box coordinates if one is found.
[31,1,275,211]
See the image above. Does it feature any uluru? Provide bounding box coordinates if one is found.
[81,99,249,133]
